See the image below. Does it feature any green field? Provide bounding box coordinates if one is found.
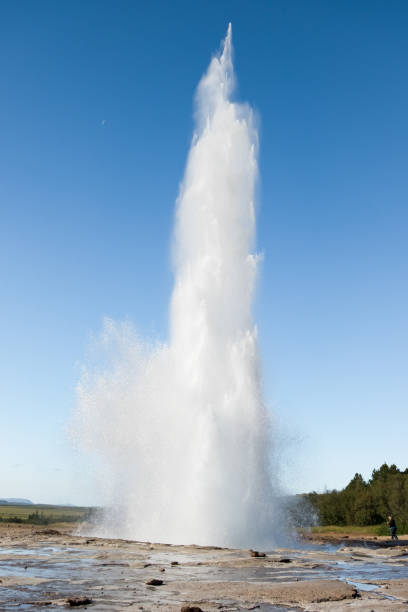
[0,504,92,525]
[306,524,401,536]
[310,525,382,535]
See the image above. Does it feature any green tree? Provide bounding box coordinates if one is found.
[306,463,408,527]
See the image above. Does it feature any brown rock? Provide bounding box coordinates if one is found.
[249,549,266,557]
[66,597,93,607]
[145,578,163,586]
[181,607,203,612]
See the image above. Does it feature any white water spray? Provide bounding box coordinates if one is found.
[75,25,281,547]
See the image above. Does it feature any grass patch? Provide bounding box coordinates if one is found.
[310,525,382,535]
[0,504,93,525]
[309,523,408,536]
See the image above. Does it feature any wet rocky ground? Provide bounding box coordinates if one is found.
[1,524,408,610]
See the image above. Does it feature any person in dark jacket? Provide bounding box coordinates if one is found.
[388,515,399,543]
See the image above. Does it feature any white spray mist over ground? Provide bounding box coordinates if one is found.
[75,25,283,548]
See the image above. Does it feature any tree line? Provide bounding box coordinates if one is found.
[305,463,408,531]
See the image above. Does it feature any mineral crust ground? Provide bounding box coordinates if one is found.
[1,524,408,610]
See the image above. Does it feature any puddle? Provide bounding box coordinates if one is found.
[344,579,379,591]
[0,545,94,558]
[0,548,47,556]
[343,579,399,602]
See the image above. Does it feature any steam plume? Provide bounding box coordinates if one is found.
[75,25,280,547]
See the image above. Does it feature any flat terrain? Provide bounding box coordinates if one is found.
[1,523,408,610]
[0,504,89,523]
[303,527,408,548]
[310,525,385,535]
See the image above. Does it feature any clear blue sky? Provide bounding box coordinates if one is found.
[1,0,407,505]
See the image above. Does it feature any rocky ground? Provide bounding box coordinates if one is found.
[0,524,408,610]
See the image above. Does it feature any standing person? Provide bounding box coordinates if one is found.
[388,515,399,543]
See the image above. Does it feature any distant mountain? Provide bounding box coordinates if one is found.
[0,498,33,505]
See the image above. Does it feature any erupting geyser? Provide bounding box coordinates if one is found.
[75,25,281,548]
